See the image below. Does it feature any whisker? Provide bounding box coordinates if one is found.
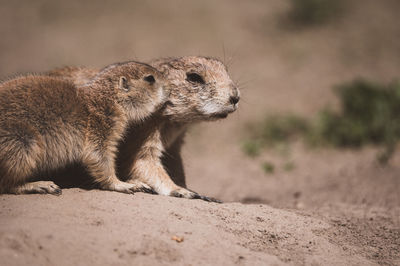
[236,83,252,90]
[240,99,251,105]
[226,56,235,69]
[222,42,227,67]
[235,78,257,92]
[225,47,242,69]
[237,86,250,92]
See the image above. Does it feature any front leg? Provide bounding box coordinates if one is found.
[127,129,221,202]
[133,160,221,202]
[82,147,138,194]
[161,133,187,188]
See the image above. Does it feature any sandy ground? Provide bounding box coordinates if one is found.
[1,0,400,265]
[1,191,398,266]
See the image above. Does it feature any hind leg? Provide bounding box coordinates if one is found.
[0,132,46,195]
[11,181,62,195]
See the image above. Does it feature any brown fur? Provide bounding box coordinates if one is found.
[47,56,239,201]
[0,61,165,195]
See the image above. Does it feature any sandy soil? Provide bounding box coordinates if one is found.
[0,0,399,265]
[2,191,397,266]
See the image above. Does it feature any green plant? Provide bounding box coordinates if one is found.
[260,115,310,144]
[241,114,308,157]
[288,0,344,26]
[242,79,400,164]
[317,79,400,163]
[241,139,262,157]
[262,162,275,174]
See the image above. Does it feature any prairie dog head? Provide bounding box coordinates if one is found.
[90,61,166,121]
[151,56,240,123]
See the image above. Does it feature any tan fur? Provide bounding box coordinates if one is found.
[0,61,165,195]
[46,56,239,201]
[48,66,99,87]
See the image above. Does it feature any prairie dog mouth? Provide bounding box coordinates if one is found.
[207,102,238,119]
[211,112,229,119]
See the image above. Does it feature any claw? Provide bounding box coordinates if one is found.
[199,195,222,203]
[140,186,157,195]
[188,189,222,203]
[126,189,135,195]
[170,188,222,203]
[125,180,158,195]
[192,193,202,199]
[51,187,63,196]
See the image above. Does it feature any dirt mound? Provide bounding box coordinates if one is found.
[2,190,397,265]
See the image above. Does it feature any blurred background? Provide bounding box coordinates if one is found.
[1,0,399,213]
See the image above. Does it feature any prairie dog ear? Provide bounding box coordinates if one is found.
[119,76,130,92]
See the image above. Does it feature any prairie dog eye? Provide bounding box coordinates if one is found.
[186,73,205,84]
[143,75,155,84]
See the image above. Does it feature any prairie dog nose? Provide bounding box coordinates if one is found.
[229,95,240,105]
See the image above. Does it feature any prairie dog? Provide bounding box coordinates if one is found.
[48,56,239,201]
[0,61,165,195]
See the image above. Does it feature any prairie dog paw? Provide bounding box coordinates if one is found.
[127,180,157,194]
[104,181,136,194]
[14,181,62,196]
[170,187,197,199]
[170,187,222,203]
